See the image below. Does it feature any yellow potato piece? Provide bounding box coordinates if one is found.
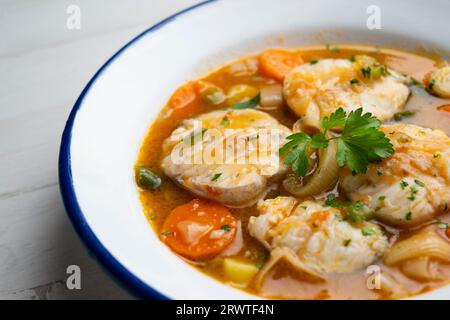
[227,84,259,106]
[223,258,259,285]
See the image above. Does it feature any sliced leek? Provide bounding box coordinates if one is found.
[384,232,450,265]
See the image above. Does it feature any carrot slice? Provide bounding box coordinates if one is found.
[168,81,223,118]
[168,82,198,117]
[161,199,237,260]
[259,49,304,81]
[438,104,450,113]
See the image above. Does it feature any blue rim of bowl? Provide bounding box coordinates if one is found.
[58,0,218,300]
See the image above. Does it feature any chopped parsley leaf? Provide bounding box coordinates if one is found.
[221,225,232,232]
[232,94,260,109]
[405,212,412,221]
[280,108,394,176]
[414,179,425,187]
[220,117,231,126]
[428,79,436,90]
[407,186,418,201]
[361,67,372,78]
[362,228,375,236]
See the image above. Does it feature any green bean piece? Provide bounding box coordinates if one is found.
[136,166,162,190]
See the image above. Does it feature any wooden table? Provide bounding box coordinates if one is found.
[0,0,201,300]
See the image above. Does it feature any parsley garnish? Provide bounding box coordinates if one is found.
[279,132,328,176]
[324,194,341,208]
[221,225,232,231]
[161,231,173,236]
[211,173,222,182]
[362,228,375,236]
[324,194,373,223]
[408,186,418,201]
[415,180,425,187]
[343,239,352,247]
[361,67,372,78]
[428,79,436,90]
[310,60,319,65]
[220,117,231,126]
[400,180,409,189]
[405,212,412,221]
[280,108,394,176]
[347,202,374,223]
[232,94,260,109]
[350,78,360,85]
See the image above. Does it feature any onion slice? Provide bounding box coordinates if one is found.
[384,232,450,265]
[254,247,324,289]
[400,257,443,281]
[283,136,339,197]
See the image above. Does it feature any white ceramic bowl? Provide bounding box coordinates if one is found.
[59,0,450,299]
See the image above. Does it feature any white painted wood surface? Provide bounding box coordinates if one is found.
[0,0,202,300]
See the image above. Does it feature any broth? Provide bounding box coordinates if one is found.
[136,45,450,299]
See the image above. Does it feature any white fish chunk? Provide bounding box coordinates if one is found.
[248,198,389,274]
[341,124,450,227]
[161,109,292,207]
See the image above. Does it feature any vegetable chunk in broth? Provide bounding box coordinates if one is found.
[136,45,450,300]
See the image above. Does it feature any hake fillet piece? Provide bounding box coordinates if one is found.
[340,124,450,228]
[161,109,292,207]
[248,197,389,274]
